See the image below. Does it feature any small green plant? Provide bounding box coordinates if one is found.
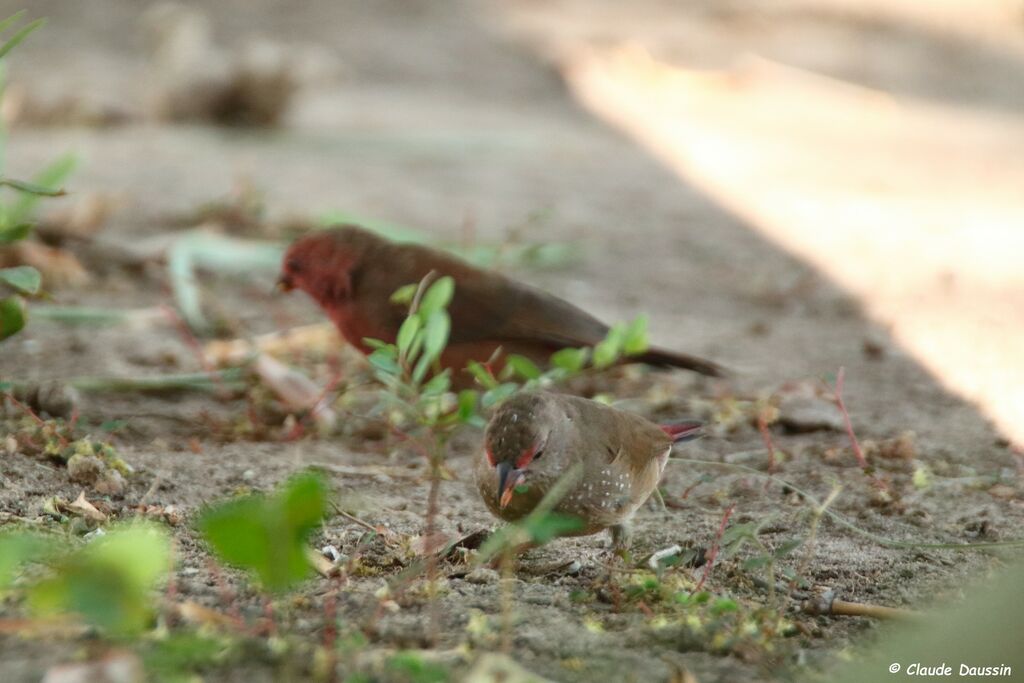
[718,517,805,598]
[198,470,329,592]
[0,530,50,593]
[0,11,76,340]
[386,651,449,683]
[26,523,171,635]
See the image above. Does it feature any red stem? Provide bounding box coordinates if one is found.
[832,367,868,469]
[693,504,735,594]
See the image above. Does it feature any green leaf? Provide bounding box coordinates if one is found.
[9,154,77,226]
[421,311,450,366]
[416,276,454,318]
[389,283,418,305]
[772,539,803,559]
[368,348,401,376]
[142,632,226,681]
[622,314,649,355]
[506,354,541,380]
[456,389,479,422]
[0,16,44,61]
[0,295,27,340]
[710,597,740,615]
[28,523,171,635]
[718,522,760,559]
[198,471,328,592]
[421,370,450,396]
[742,555,772,571]
[0,177,67,196]
[481,382,517,409]
[0,11,28,35]
[0,532,48,593]
[387,652,449,683]
[396,315,422,357]
[362,337,392,351]
[593,323,624,369]
[0,265,41,294]
[524,512,584,544]
[466,361,498,390]
[550,347,588,373]
[0,222,33,244]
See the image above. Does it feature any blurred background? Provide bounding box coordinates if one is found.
[2,0,1022,446]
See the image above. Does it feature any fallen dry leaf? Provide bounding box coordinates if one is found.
[0,241,90,288]
[65,491,108,523]
[253,354,337,430]
[203,323,341,366]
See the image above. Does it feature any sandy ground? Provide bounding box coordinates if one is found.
[1,1,1022,682]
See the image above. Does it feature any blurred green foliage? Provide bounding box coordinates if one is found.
[823,561,1024,683]
[27,524,171,635]
[0,12,76,341]
[198,470,329,592]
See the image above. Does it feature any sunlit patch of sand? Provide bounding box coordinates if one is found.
[562,44,1024,444]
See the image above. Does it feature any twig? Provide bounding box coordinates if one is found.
[3,392,46,428]
[136,473,164,508]
[310,462,424,480]
[63,370,247,394]
[692,504,735,593]
[408,270,439,318]
[802,588,917,620]
[329,502,395,540]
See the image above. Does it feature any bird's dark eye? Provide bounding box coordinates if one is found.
[287,258,302,273]
[533,447,544,461]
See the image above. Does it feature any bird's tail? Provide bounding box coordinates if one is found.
[634,346,727,378]
[660,421,704,443]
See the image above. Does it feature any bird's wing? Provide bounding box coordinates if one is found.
[352,240,609,349]
[567,396,672,475]
[447,270,610,349]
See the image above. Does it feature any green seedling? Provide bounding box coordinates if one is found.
[198,470,329,592]
[28,523,171,635]
[0,12,77,340]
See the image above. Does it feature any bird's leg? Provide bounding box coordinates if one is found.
[610,522,633,553]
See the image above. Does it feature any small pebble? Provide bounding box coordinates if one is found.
[94,469,127,496]
[67,454,104,485]
[465,567,499,585]
[778,396,843,433]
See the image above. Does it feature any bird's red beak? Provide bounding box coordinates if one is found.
[496,462,524,509]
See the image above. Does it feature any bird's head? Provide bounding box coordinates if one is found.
[483,391,566,509]
[278,225,381,305]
